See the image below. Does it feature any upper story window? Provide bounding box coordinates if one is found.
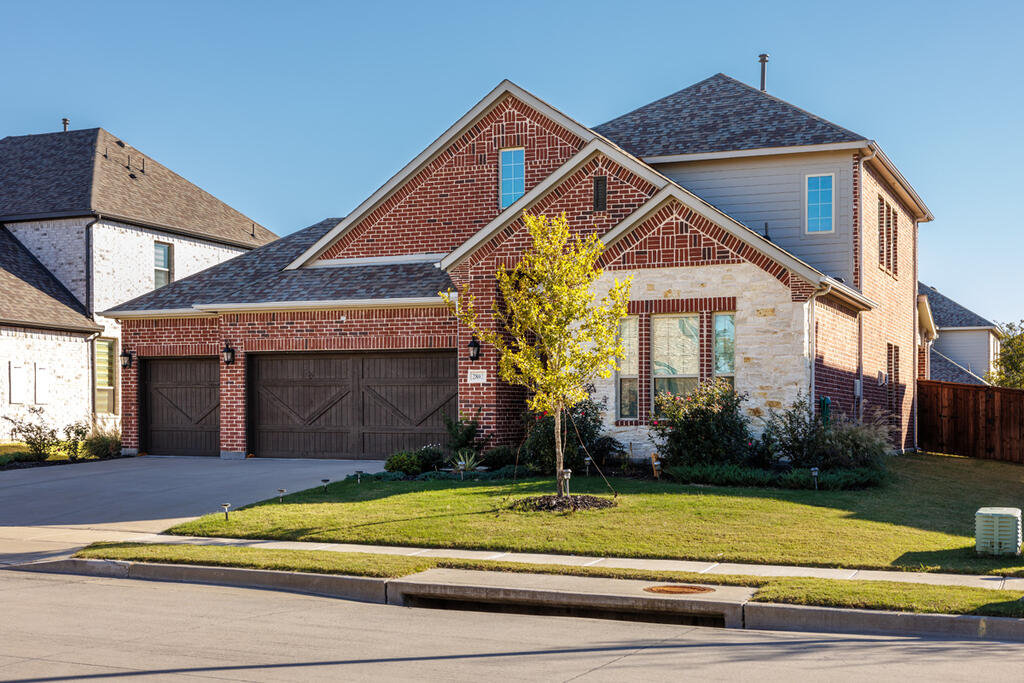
[714,313,736,386]
[617,317,639,419]
[499,148,525,209]
[878,196,898,277]
[805,174,834,233]
[652,314,700,398]
[154,242,173,288]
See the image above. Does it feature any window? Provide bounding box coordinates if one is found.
[154,242,173,288]
[95,338,117,414]
[878,197,898,276]
[499,148,525,209]
[886,342,901,432]
[593,175,608,212]
[8,362,30,405]
[805,174,834,233]
[714,313,735,386]
[617,317,639,418]
[652,315,699,398]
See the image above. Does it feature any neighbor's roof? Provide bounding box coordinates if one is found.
[0,227,101,333]
[0,128,276,249]
[918,282,998,330]
[104,217,453,315]
[594,73,866,159]
[930,348,988,385]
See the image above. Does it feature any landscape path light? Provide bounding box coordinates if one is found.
[562,468,572,496]
[277,488,286,503]
[584,456,591,478]
[221,503,231,521]
[321,479,330,493]
[355,470,363,484]
[811,467,819,490]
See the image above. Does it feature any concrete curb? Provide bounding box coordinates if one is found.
[9,559,1024,642]
[11,558,388,604]
[745,602,1024,642]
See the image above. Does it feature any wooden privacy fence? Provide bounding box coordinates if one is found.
[918,379,1024,462]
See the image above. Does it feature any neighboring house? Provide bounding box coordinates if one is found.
[918,282,1002,384]
[106,74,931,460]
[0,127,276,440]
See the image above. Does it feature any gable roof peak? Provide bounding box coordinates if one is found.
[594,71,866,159]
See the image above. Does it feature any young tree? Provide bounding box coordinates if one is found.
[441,212,632,496]
[988,320,1024,389]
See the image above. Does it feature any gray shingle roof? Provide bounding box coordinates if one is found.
[918,282,996,329]
[594,73,865,158]
[930,348,988,385]
[105,218,453,314]
[0,227,100,332]
[0,128,276,248]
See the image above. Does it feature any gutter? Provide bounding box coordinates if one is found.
[105,295,454,319]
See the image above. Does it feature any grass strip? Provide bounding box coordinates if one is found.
[75,543,1024,618]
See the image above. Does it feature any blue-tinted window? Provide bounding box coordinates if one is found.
[806,174,833,233]
[500,148,525,209]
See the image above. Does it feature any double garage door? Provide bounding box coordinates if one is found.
[142,352,457,459]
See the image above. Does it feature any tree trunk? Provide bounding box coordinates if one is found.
[554,406,565,497]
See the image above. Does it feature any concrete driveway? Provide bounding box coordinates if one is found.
[0,456,382,565]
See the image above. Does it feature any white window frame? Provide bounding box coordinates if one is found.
[651,313,700,402]
[154,241,174,288]
[713,312,736,385]
[804,173,835,234]
[499,147,525,210]
[615,316,639,419]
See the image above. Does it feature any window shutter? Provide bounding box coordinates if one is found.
[34,365,49,405]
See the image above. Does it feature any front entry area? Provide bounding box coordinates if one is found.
[247,351,457,459]
[141,358,221,456]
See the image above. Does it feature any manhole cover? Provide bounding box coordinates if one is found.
[643,585,714,595]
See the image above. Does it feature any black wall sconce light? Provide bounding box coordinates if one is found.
[119,349,133,369]
[467,336,481,361]
[221,342,236,365]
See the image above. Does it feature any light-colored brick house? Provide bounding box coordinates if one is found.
[0,127,276,440]
[106,75,931,459]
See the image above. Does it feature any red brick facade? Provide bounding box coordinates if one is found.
[318,95,585,261]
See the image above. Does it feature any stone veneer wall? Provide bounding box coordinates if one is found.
[0,326,92,441]
[592,263,810,457]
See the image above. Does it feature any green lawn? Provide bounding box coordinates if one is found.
[77,542,1024,618]
[169,453,1024,576]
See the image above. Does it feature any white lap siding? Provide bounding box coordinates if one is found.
[0,326,92,441]
[592,263,810,458]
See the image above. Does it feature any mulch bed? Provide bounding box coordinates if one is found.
[509,494,617,512]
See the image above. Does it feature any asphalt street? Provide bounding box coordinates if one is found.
[1,570,1021,682]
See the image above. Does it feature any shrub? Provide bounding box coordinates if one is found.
[59,421,89,461]
[665,463,887,490]
[521,397,623,475]
[482,445,519,470]
[384,444,447,476]
[2,407,59,462]
[384,450,425,476]
[650,380,753,467]
[82,428,122,460]
[759,394,892,470]
[444,411,490,456]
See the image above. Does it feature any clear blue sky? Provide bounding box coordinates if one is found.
[4,0,1020,323]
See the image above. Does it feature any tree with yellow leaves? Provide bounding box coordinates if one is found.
[441,213,632,497]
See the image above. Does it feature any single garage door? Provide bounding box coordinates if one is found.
[248,351,457,459]
[142,358,220,456]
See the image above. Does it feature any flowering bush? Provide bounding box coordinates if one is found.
[649,379,753,467]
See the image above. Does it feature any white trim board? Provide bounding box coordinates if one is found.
[308,253,447,268]
[285,80,597,271]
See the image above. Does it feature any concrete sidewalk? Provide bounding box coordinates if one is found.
[3,523,1022,592]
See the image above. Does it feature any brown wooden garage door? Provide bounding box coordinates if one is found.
[248,352,457,459]
[142,358,220,456]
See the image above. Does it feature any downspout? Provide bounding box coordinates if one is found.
[807,281,833,413]
[856,148,876,423]
[85,215,101,422]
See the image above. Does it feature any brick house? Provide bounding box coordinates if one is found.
[0,127,275,439]
[105,75,932,459]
